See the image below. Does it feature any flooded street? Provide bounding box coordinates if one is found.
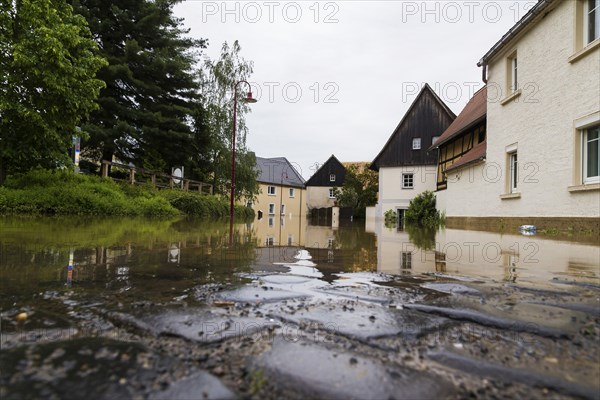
[1,216,599,399]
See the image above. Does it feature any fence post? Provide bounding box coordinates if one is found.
[101,162,109,178]
[129,168,135,184]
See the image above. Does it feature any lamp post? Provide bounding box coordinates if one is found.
[229,80,257,245]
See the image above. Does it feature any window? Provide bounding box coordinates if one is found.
[330,174,336,182]
[267,186,276,195]
[432,136,439,145]
[289,188,295,197]
[266,236,274,246]
[412,138,421,150]
[478,126,486,144]
[328,238,334,248]
[509,152,518,193]
[246,201,253,208]
[288,234,294,246]
[268,203,275,215]
[268,217,274,227]
[401,252,412,270]
[280,204,286,215]
[507,52,518,93]
[257,210,263,220]
[586,0,600,44]
[402,173,414,189]
[583,125,600,183]
[329,188,336,198]
[280,216,285,226]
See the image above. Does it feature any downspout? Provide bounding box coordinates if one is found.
[480,63,488,84]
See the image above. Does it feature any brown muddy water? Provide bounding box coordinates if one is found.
[1,216,599,399]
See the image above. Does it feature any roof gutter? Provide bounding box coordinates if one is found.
[477,0,554,82]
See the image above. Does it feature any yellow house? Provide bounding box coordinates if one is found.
[247,157,307,247]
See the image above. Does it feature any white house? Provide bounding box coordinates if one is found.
[369,84,455,227]
[437,0,599,229]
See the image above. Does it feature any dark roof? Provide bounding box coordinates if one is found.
[478,0,556,66]
[430,86,487,150]
[446,141,487,172]
[255,157,305,188]
[305,155,347,187]
[370,83,456,171]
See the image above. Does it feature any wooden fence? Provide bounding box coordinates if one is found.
[100,160,213,194]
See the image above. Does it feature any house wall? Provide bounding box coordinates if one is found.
[449,0,599,218]
[444,162,488,217]
[249,183,306,247]
[306,186,337,209]
[377,165,437,215]
[252,183,306,221]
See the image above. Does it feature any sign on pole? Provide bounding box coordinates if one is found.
[172,166,184,188]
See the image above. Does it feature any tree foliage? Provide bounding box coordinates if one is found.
[0,0,107,183]
[70,0,204,172]
[332,164,378,218]
[72,0,258,199]
[405,190,444,228]
[197,40,259,200]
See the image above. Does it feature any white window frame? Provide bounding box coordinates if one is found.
[583,125,600,184]
[402,173,414,189]
[511,56,518,92]
[329,188,336,198]
[280,204,286,215]
[268,217,274,227]
[330,174,336,182]
[585,0,600,44]
[509,151,518,193]
[412,138,421,150]
[267,185,276,195]
[289,188,295,198]
[268,203,275,215]
[266,236,274,246]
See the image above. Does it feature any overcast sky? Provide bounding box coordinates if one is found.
[174,1,535,179]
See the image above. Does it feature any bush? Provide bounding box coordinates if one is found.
[0,170,254,219]
[405,191,444,228]
[160,190,254,220]
[384,209,397,228]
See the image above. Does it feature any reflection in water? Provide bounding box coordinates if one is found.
[370,220,600,284]
[1,216,599,310]
[0,217,258,310]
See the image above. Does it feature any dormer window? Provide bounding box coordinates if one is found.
[412,138,421,150]
[329,174,336,182]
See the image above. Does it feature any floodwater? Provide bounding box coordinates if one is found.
[1,216,599,399]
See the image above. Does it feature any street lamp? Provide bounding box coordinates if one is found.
[230,80,257,245]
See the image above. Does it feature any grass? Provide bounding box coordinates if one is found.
[0,169,254,219]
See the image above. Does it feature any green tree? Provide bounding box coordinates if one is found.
[71,0,205,174]
[198,40,259,200]
[333,163,378,218]
[0,0,106,184]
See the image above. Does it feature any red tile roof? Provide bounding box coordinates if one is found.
[430,86,487,150]
[446,140,487,172]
